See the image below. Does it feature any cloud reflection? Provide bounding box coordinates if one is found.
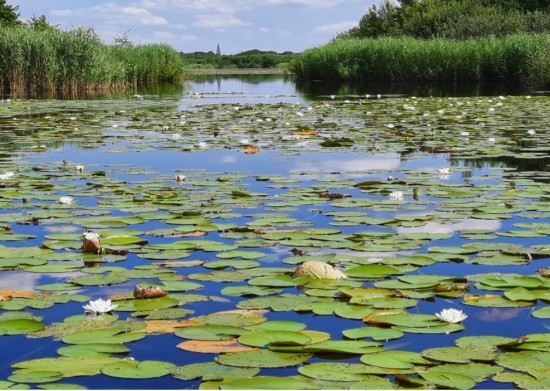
[396,219,501,235]
[292,153,401,178]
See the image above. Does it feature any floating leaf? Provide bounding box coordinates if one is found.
[216,350,312,368]
[171,362,259,381]
[220,376,319,389]
[101,360,176,379]
[420,371,476,389]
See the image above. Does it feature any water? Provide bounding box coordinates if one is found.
[0,75,549,389]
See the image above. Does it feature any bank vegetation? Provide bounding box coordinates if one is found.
[291,0,550,87]
[0,26,187,96]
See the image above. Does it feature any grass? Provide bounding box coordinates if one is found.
[290,33,550,87]
[0,27,188,96]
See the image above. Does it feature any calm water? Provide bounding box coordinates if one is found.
[1,75,548,389]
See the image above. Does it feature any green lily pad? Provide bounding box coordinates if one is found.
[8,371,63,384]
[360,350,431,369]
[343,326,404,341]
[238,330,311,347]
[175,325,247,340]
[220,376,320,389]
[101,360,176,379]
[420,371,476,389]
[216,350,312,368]
[0,319,45,335]
[113,296,180,312]
[61,328,146,345]
[171,362,259,381]
[57,343,130,357]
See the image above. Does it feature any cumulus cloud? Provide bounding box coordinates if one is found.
[264,0,350,7]
[136,0,248,14]
[154,31,176,40]
[293,154,402,177]
[180,34,198,41]
[314,21,358,34]
[193,14,252,28]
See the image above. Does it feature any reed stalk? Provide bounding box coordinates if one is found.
[290,33,550,87]
[0,26,187,96]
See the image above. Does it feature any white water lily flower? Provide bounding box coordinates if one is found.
[527,129,536,135]
[83,298,118,314]
[240,138,250,145]
[75,165,84,173]
[438,167,450,175]
[0,172,15,180]
[59,196,74,204]
[196,141,208,148]
[83,231,100,241]
[460,131,470,136]
[435,308,468,323]
[488,137,496,143]
[389,191,404,200]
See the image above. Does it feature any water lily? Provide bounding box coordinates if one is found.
[487,137,496,143]
[527,129,536,135]
[59,196,74,204]
[82,231,101,254]
[438,167,451,180]
[75,165,84,173]
[83,298,118,314]
[175,174,186,182]
[389,191,404,200]
[0,172,14,180]
[196,141,208,148]
[435,308,468,323]
[83,231,100,241]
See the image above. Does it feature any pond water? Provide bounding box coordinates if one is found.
[0,75,549,390]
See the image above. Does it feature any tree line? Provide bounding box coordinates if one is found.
[180,49,297,69]
[342,0,550,40]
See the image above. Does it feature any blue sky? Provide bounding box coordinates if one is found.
[14,1,376,54]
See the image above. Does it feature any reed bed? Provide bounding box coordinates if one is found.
[0,27,187,96]
[290,34,550,87]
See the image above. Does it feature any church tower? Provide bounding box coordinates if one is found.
[216,43,221,56]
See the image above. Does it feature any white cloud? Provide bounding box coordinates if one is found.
[136,0,248,14]
[314,21,357,34]
[294,154,401,177]
[395,219,501,235]
[264,0,351,7]
[154,31,176,40]
[118,6,168,25]
[259,27,269,33]
[193,14,252,28]
[180,34,199,41]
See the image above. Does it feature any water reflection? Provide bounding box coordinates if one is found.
[295,79,537,99]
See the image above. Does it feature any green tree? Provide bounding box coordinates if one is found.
[346,0,403,38]
[27,14,57,31]
[0,0,20,26]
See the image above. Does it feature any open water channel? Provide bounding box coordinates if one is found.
[0,74,549,389]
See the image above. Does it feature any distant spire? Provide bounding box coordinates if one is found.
[216,43,221,55]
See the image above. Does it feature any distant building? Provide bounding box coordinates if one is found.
[216,43,221,56]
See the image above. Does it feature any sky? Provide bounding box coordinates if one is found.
[14,1,377,54]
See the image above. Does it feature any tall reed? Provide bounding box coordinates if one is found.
[290,34,550,87]
[0,26,187,96]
